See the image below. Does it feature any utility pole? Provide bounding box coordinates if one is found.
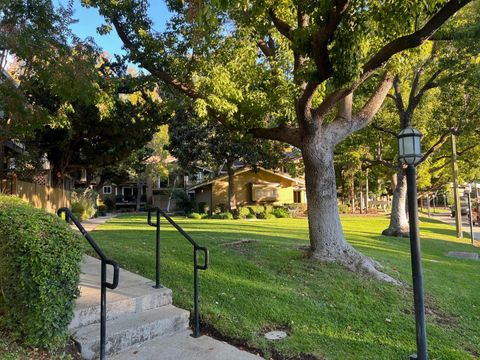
[451,134,463,239]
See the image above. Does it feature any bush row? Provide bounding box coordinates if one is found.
[0,195,83,348]
[187,205,292,220]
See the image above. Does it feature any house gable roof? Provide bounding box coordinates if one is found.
[187,167,304,191]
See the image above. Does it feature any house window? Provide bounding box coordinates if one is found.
[103,186,112,194]
[294,190,302,203]
[252,185,279,201]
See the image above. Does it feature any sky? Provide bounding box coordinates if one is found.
[55,0,172,58]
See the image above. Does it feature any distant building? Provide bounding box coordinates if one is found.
[187,167,306,211]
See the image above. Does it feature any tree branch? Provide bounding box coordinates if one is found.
[392,75,406,116]
[417,128,451,165]
[326,73,394,145]
[312,0,350,82]
[363,158,400,171]
[111,18,199,99]
[268,8,293,40]
[249,125,301,147]
[297,82,319,123]
[371,122,397,137]
[458,144,478,156]
[362,0,472,76]
[257,38,276,57]
[413,68,443,103]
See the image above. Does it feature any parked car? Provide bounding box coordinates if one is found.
[471,202,480,225]
[450,199,469,217]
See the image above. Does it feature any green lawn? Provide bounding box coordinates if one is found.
[91,214,480,360]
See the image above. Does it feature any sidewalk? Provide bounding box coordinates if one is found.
[74,213,116,232]
[428,211,480,245]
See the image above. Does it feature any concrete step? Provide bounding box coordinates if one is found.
[73,305,190,360]
[69,285,172,330]
[70,256,172,330]
[111,330,263,360]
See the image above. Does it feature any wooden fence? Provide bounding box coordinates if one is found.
[1,177,71,213]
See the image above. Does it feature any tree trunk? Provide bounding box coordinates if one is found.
[350,177,355,213]
[365,168,369,214]
[382,170,409,237]
[227,162,236,213]
[302,132,398,284]
[136,177,142,211]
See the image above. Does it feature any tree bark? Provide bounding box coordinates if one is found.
[226,161,236,213]
[350,177,355,213]
[135,177,142,211]
[302,130,399,284]
[382,170,409,237]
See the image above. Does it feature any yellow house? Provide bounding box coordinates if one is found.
[188,167,306,211]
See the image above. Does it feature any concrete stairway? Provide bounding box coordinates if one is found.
[71,256,262,360]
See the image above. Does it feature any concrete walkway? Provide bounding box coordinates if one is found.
[76,213,117,232]
[429,211,480,245]
[73,215,263,360]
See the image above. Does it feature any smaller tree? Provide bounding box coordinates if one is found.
[168,110,284,212]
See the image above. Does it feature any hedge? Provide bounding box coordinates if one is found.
[0,195,83,348]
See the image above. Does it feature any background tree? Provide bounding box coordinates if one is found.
[168,110,283,212]
[367,36,479,236]
[86,0,474,282]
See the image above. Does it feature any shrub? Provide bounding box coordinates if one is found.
[246,213,256,219]
[238,206,250,219]
[272,207,290,218]
[198,202,209,214]
[214,203,227,213]
[265,213,276,219]
[172,190,196,214]
[71,188,97,220]
[285,203,308,217]
[256,211,267,219]
[188,212,202,219]
[211,212,233,220]
[247,205,265,216]
[338,203,351,214]
[103,197,115,211]
[264,205,274,214]
[0,196,83,348]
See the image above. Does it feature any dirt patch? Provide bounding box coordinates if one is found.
[221,239,258,247]
[401,294,458,328]
[221,239,258,256]
[464,343,480,358]
[293,245,310,252]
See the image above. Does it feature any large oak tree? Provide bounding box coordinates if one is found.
[84,0,472,282]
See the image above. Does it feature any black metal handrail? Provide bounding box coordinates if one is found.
[58,208,120,360]
[147,207,209,337]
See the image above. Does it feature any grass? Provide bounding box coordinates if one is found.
[90,214,480,360]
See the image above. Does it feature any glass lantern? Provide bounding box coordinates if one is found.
[398,127,422,165]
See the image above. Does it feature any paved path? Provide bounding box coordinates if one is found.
[76,213,117,232]
[428,211,480,245]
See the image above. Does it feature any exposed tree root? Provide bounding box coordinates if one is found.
[382,227,410,237]
[309,244,402,285]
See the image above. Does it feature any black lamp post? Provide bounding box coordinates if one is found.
[465,184,474,245]
[398,127,428,360]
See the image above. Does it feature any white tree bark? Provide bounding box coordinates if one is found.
[302,130,399,284]
[383,170,409,236]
